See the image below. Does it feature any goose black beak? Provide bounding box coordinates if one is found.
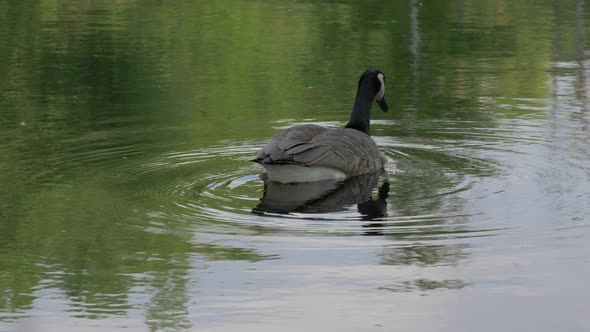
[377,97,388,112]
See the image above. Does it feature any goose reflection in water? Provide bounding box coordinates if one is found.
[253,171,390,231]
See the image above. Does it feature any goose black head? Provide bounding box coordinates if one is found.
[360,69,389,112]
[346,69,389,134]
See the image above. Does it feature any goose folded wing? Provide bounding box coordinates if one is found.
[290,129,382,175]
[255,124,328,164]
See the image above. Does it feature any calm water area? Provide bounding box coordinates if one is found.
[1,1,590,331]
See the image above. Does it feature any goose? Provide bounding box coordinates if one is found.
[253,69,388,183]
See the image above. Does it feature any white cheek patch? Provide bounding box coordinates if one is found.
[376,73,385,100]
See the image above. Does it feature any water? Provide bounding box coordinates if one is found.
[1,0,590,331]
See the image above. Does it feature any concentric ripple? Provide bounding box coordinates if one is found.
[123,132,504,238]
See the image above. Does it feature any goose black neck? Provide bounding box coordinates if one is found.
[345,79,376,135]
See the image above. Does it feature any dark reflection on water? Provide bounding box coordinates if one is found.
[253,171,388,216]
[253,171,395,236]
[378,278,469,292]
[1,0,590,331]
[379,243,470,267]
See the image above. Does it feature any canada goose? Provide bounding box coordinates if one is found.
[253,69,388,183]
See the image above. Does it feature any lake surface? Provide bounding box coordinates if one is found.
[1,1,590,331]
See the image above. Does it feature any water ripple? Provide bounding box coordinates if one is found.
[119,137,503,239]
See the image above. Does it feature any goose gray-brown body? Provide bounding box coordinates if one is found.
[254,70,389,183]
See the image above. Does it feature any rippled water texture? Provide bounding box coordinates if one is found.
[1,1,590,331]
